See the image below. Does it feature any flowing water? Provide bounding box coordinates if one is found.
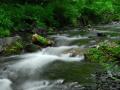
[0,24,120,90]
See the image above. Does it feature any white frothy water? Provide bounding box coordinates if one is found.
[21,80,50,90]
[41,46,79,55]
[5,46,84,90]
[8,46,84,76]
[0,79,12,90]
[51,35,88,46]
[9,54,59,75]
[21,79,65,90]
[51,35,88,41]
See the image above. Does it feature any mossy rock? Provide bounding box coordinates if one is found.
[32,34,54,46]
[3,40,24,55]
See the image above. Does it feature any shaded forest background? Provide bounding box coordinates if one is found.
[0,0,120,37]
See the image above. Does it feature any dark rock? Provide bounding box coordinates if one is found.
[24,43,41,52]
[97,32,106,37]
[34,28,47,36]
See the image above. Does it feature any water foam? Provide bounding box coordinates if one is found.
[21,80,50,90]
[51,35,88,41]
[8,46,84,76]
[0,79,12,90]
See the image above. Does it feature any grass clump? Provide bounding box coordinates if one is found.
[86,41,120,71]
[86,41,120,63]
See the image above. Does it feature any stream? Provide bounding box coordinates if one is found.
[0,24,120,90]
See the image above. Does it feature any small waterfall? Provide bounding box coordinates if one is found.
[7,46,84,76]
[0,45,84,90]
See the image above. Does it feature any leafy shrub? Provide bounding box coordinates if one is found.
[86,41,120,63]
[0,28,10,37]
[0,7,13,36]
[0,0,120,37]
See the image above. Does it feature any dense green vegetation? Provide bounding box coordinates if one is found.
[0,0,120,37]
[86,41,120,71]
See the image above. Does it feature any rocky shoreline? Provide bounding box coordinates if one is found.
[82,71,120,90]
[0,35,42,57]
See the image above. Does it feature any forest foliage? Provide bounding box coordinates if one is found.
[0,0,120,37]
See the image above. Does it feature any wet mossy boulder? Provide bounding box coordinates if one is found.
[97,32,106,37]
[32,34,54,46]
[0,36,24,56]
[3,40,24,55]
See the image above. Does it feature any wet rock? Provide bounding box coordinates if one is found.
[63,48,86,57]
[111,21,120,25]
[0,45,4,53]
[97,32,106,37]
[68,82,79,87]
[0,36,21,53]
[53,79,64,85]
[24,43,41,52]
[32,34,54,47]
[3,40,24,55]
[34,28,47,36]
[93,72,120,90]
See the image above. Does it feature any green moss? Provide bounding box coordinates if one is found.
[0,28,10,38]
[86,41,120,71]
[32,34,54,46]
[86,41,120,63]
[4,40,24,55]
[106,32,120,37]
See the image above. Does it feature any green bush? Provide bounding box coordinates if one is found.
[86,41,120,72]
[0,0,120,37]
[86,41,120,63]
[0,28,10,37]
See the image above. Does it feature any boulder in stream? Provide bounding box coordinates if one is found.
[0,36,22,54]
[32,34,54,47]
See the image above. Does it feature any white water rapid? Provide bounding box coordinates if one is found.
[0,44,84,90]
